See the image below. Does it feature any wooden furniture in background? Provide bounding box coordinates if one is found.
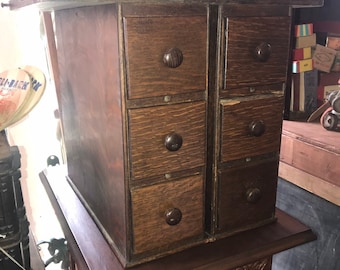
[279,120,340,206]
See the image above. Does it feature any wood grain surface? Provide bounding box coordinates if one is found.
[220,95,284,163]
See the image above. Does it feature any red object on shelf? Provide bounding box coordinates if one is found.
[314,21,340,34]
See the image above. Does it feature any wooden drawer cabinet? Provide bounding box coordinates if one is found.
[52,3,288,267]
[16,0,322,269]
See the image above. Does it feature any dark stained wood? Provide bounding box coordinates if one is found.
[128,101,206,180]
[40,167,316,270]
[221,5,290,17]
[29,1,321,268]
[131,175,204,255]
[124,14,207,99]
[223,16,291,91]
[126,90,206,109]
[121,3,207,17]
[40,168,124,269]
[205,4,219,235]
[218,158,278,234]
[8,0,325,11]
[54,4,128,261]
[220,95,284,163]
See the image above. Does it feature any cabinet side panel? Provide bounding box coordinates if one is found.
[54,4,127,259]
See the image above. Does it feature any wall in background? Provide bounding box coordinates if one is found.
[0,7,63,247]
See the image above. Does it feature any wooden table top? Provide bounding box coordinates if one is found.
[39,166,316,270]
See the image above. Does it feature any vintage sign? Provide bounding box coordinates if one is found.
[0,66,46,130]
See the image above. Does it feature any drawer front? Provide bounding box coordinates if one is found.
[131,175,204,254]
[220,95,284,163]
[217,159,278,233]
[223,16,290,92]
[129,101,206,180]
[124,16,207,99]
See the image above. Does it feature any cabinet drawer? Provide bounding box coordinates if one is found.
[124,16,207,99]
[223,16,290,93]
[131,175,204,254]
[220,95,284,163]
[217,159,278,233]
[128,101,206,180]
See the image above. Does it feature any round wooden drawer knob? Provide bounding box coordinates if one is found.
[165,132,183,151]
[249,120,266,137]
[165,208,182,226]
[163,48,183,68]
[246,188,262,203]
[254,42,271,62]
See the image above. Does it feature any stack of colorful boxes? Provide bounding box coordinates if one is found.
[291,23,318,115]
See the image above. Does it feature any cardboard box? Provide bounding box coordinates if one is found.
[312,44,337,73]
[292,59,313,73]
[295,33,316,49]
[293,47,312,61]
[295,23,313,37]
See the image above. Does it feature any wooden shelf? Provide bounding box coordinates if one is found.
[39,166,316,270]
[279,120,340,206]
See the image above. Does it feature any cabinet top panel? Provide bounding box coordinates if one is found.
[9,0,324,11]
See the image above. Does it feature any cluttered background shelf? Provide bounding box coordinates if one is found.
[286,0,340,123]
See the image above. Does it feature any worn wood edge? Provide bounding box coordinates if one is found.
[194,210,316,270]
[39,169,90,270]
[39,167,124,270]
[279,161,340,206]
[195,230,316,270]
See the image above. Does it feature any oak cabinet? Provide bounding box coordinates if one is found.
[8,0,324,268]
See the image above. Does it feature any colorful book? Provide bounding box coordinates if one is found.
[295,23,313,37]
